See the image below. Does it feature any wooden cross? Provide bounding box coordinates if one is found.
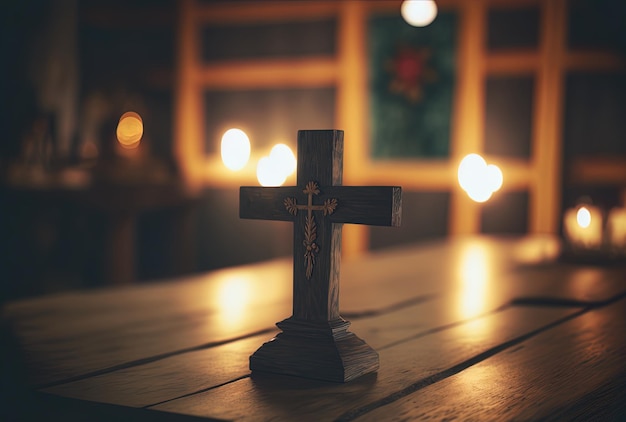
[240,130,402,382]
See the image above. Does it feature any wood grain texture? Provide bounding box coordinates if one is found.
[35,290,568,408]
[41,334,268,408]
[296,130,343,186]
[240,186,402,227]
[37,291,501,408]
[238,129,403,381]
[152,306,582,420]
[291,211,341,321]
[2,236,625,420]
[32,234,625,409]
[358,298,626,421]
[239,186,300,221]
[1,259,293,387]
[250,318,379,383]
[38,294,438,407]
[4,236,626,389]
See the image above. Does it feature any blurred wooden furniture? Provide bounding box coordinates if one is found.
[569,156,626,205]
[1,179,198,290]
[3,236,626,420]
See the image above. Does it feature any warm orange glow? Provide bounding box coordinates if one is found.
[607,207,626,248]
[456,243,494,337]
[401,0,438,27]
[458,154,503,203]
[216,275,251,328]
[221,128,251,171]
[564,205,603,248]
[513,235,561,264]
[458,244,490,320]
[116,111,143,149]
[206,264,291,332]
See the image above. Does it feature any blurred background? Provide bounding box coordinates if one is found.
[1,0,625,300]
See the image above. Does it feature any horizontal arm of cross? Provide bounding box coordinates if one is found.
[324,186,401,227]
[240,186,301,222]
[240,186,401,227]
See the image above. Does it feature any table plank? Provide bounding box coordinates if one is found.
[341,236,625,313]
[38,294,507,407]
[41,265,623,411]
[4,236,625,389]
[34,295,471,407]
[2,261,292,387]
[40,334,268,408]
[357,298,626,421]
[150,306,581,420]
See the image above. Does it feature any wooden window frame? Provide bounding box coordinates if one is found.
[175,0,626,255]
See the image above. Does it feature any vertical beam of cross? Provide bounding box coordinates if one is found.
[284,181,338,279]
[240,130,401,323]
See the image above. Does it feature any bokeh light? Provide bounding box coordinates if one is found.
[256,143,296,186]
[458,243,490,320]
[576,206,591,228]
[458,154,486,193]
[458,154,503,203]
[116,111,143,149]
[221,128,251,171]
[257,156,287,187]
[269,143,297,178]
[401,0,438,27]
[216,275,251,328]
[486,164,503,192]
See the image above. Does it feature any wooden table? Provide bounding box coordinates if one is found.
[2,236,626,421]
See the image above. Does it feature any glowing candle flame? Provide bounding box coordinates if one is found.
[116,111,143,149]
[577,206,591,228]
[401,0,438,27]
[221,128,251,171]
[564,204,602,248]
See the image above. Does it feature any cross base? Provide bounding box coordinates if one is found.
[249,317,379,383]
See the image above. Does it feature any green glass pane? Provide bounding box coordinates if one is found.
[369,12,457,159]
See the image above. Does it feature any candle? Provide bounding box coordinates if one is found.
[563,205,603,249]
[607,207,626,250]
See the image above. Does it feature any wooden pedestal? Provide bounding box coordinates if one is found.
[249,317,379,383]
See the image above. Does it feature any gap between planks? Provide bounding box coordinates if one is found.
[148,307,582,419]
[40,294,523,408]
[354,296,626,421]
[34,328,276,390]
[39,291,625,416]
[148,293,626,420]
[35,293,435,390]
[338,293,626,421]
[335,307,589,421]
[40,288,621,391]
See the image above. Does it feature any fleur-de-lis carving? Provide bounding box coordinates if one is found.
[303,216,318,279]
[303,181,320,195]
[322,198,338,216]
[284,197,298,215]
